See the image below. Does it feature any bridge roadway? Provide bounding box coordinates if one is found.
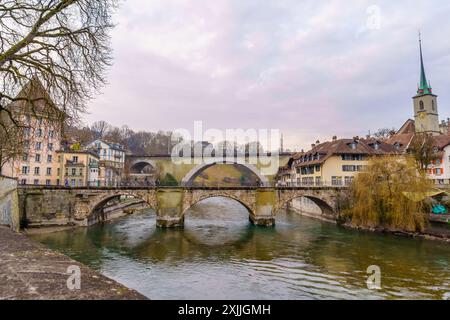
[17,186,348,228]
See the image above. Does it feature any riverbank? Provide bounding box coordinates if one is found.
[289,206,450,243]
[340,221,450,243]
[0,226,147,300]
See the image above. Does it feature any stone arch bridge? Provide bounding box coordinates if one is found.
[126,154,293,187]
[17,186,348,228]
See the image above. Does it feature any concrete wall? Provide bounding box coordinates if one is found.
[0,176,20,231]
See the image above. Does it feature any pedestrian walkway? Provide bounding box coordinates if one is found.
[0,227,147,300]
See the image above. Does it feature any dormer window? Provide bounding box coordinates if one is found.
[394,143,401,151]
[373,142,380,150]
[350,142,357,150]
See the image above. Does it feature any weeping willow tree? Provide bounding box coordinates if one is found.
[345,156,432,232]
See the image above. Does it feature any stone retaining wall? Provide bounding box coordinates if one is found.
[0,175,20,231]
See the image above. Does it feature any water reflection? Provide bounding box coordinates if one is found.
[31,198,450,300]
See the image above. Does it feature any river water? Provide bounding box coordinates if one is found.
[31,198,450,300]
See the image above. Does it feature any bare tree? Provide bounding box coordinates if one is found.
[0,120,23,175]
[408,133,439,171]
[90,120,111,139]
[374,127,396,139]
[0,0,118,129]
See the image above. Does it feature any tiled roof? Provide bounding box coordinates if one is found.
[429,135,450,149]
[385,133,415,153]
[290,138,398,167]
[396,119,416,135]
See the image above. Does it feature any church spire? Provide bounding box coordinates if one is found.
[417,32,433,96]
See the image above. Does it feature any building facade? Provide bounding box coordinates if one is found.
[278,137,397,187]
[56,151,100,187]
[2,79,63,186]
[86,140,126,187]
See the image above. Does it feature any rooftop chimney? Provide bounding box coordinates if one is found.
[332,136,337,141]
[311,144,316,148]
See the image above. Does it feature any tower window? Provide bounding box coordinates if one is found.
[432,100,435,111]
[419,101,424,110]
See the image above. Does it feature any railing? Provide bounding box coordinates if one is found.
[276,181,350,188]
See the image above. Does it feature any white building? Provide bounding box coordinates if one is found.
[86,139,126,187]
[424,136,450,185]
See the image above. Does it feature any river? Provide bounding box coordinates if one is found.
[31,198,450,300]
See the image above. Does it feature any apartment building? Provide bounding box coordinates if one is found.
[86,139,126,187]
[2,79,63,186]
[278,137,397,187]
[56,151,100,187]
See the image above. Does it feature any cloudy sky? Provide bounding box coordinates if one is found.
[85,0,450,151]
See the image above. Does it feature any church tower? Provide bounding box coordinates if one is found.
[413,35,440,135]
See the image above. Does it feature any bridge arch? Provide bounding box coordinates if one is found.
[181,161,270,187]
[275,194,336,217]
[88,192,152,225]
[182,192,255,217]
[129,160,157,174]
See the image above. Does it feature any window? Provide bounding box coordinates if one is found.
[34,167,40,175]
[46,168,52,176]
[343,165,354,172]
[24,140,30,149]
[21,179,27,185]
[56,179,60,186]
[73,156,78,163]
[72,168,76,176]
[57,168,61,176]
[47,155,53,163]
[36,142,42,150]
[22,166,29,174]
[35,154,41,163]
[49,130,55,139]
[432,100,435,111]
[79,179,83,186]
[315,177,322,187]
[36,128,42,137]
[48,143,53,151]
[79,169,83,176]
[71,179,76,187]
[34,179,39,185]
[420,100,424,110]
[345,176,354,186]
[302,177,314,186]
[46,180,51,186]
[342,154,364,161]
[332,176,343,186]
[23,154,29,161]
[315,165,321,172]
